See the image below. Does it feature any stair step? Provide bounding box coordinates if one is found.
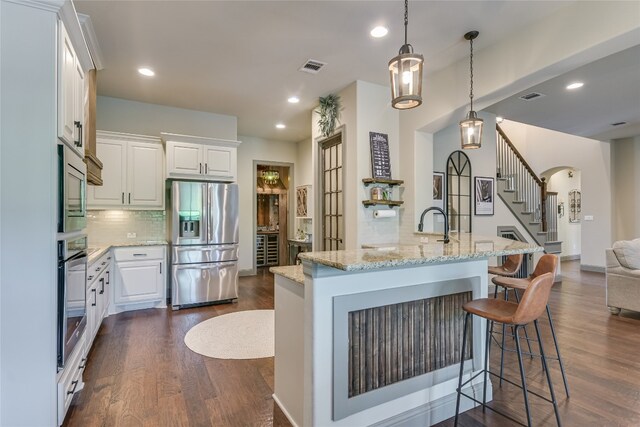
[512,200,525,204]
[537,231,548,236]
[529,221,541,225]
[497,177,508,181]
[521,211,533,215]
[503,189,515,193]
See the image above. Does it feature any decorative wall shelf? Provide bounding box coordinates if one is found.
[362,178,404,187]
[362,200,404,207]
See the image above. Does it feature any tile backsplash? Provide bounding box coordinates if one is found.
[87,210,166,244]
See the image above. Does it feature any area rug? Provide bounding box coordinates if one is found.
[184,309,274,359]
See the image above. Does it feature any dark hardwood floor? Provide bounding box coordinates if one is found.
[65,262,640,427]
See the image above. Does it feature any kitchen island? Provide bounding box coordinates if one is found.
[271,233,542,427]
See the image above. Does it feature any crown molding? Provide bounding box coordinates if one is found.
[3,0,64,13]
[78,13,104,70]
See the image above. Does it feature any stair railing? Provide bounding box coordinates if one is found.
[496,125,549,231]
[545,192,559,242]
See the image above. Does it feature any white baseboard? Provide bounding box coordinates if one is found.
[581,264,605,273]
[272,393,299,427]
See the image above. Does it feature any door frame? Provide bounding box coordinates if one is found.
[314,126,346,251]
[251,160,295,275]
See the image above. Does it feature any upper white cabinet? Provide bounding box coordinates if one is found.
[57,20,87,159]
[88,131,164,210]
[162,132,240,182]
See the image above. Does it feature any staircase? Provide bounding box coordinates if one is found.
[496,125,561,254]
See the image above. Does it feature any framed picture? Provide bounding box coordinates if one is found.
[433,172,444,201]
[296,185,312,218]
[474,176,494,216]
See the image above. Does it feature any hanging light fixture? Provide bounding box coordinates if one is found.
[261,169,279,185]
[389,0,424,110]
[460,30,483,149]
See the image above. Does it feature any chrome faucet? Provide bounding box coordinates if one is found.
[418,207,450,243]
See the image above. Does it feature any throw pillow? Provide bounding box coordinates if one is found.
[613,238,640,270]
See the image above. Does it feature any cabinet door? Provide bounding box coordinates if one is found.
[127,141,164,208]
[86,282,99,346]
[166,141,203,177]
[204,145,236,181]
[87,139,127,208]
[114,260,163,304]
[58,22,76,146]
[72,58,85,158]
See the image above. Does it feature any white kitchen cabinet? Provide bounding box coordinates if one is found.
[86,251,112,350]
[113,246,166,311]
[162,132,240,182]
[57,19,86,159]
[87,131,164,210]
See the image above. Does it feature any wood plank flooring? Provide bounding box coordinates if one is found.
[65,262,640,427]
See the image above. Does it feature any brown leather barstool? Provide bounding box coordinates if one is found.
[492,254,570,398]
[488,254,523,277]
[488,253,535,372]
[454,273,561,427]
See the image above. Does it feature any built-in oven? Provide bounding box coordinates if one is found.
[58,144,86,233]
[57,234,87,370]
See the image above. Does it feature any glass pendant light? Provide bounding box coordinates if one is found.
[460,31,483,149]
[262,170,279,185]
[389,0,424,110]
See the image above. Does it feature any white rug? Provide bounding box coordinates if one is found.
[184,309,274,359]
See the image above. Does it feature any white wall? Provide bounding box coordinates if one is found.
[500,120,611,269]
[310,81,400,249]
[1,2,58,424]
[96,96,237,140]
[295,137,313,236]
[546,170,582,258]
[355,81,400,247]
[396,1,639,250]
[611,136,640,241]
[237,135,297,274]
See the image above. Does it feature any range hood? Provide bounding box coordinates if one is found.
[84,69,103,185]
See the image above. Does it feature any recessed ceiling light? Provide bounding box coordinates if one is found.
[370,26,388,38]
[138,67,155,77]
[566,82,584,90]
[288,96,300,104]
[496,116,504,123]
[275,123,286,129]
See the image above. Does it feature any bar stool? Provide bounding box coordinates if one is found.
[492,254,570,398]
[454,272,562,427]
[487,254,534,370]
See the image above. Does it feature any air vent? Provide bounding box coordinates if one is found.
[518,92,545,101]
[611,121,627,126]
[298,59,327,74]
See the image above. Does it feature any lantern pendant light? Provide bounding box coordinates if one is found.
[389,0,424,110]
[460,30,483,149]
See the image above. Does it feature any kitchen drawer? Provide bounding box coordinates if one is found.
[114,246,165,262]
[87,252,111,285]
[57,331,86,426]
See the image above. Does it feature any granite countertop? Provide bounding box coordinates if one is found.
[270,265,304,285]
[298,232,543,272]
[87,240,168,265]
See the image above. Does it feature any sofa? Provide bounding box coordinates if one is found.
[606,238,640,314]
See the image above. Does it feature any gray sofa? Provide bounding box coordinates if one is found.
[606,238,640,314]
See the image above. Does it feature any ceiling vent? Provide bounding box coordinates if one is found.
[611,121,627,126]
[518,92,545,101]
[298,59,327,74]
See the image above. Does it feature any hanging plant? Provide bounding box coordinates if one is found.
[316,94,342,138]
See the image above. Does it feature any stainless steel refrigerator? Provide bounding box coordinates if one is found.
[169,181,239,309]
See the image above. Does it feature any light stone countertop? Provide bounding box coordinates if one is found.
[270,265,304,285]
[298,232,543,271]
[87,240,168,265]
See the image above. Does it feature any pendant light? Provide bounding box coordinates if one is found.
[460,31,483,149]
[389,0,424,110]
[262,170,279,185]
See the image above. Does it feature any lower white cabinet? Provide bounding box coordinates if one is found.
[113,246,166,310]
[57,331,85,426]
[86,252,111,349]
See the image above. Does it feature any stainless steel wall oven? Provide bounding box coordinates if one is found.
[58,144,87,233]
[57,234,87,370]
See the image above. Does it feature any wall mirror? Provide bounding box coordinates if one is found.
[446,150,472,232]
